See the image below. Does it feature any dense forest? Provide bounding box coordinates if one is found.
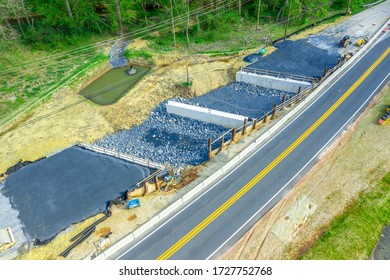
[0,0,372,48]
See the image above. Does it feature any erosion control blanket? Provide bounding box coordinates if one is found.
[250,38,339,78]
[1,146,151,243]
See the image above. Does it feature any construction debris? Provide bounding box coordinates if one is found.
[93,233,112,253]
[0,228,16,253]
[127,199,140,209]
[145,182,157,194]
[128,186,146,197]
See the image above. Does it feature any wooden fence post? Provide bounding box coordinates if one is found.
[208,137,212,160]
[282,94,286,108]
[242,118,247,136]
[252,119,258,130]
[263,113,269,123]
[272,103,277,119]
[232,128,237,142]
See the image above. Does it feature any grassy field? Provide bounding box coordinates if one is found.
[0,50,107,127]
[302,172,390,259]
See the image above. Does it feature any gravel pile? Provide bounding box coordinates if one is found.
[95,99,227,168]
[184,82,292,119]
[109,39,130,68]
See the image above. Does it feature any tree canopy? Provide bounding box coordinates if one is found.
[0,0,370,45]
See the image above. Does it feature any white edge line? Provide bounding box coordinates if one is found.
[206,71,390,260]
[113,26,388,260]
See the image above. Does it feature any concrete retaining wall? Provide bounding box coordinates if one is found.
[236,71,312,92]
[166,101,248,128]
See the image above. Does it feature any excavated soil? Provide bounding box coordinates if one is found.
[0,48,247,176]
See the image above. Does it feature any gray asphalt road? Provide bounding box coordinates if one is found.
[115,35,390,260]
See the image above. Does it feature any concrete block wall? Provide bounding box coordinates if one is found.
[236,71,311,92]
[166,101,248,128]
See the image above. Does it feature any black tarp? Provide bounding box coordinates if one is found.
[1,146,152,243]
[249,38,340,78]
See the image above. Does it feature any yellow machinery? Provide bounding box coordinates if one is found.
[338,35,351,47]
[378,106,390,125]
[356,37,368,46]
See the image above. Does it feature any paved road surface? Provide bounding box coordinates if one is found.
[115,34,390,260]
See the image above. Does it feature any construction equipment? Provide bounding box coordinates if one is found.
[258,47,266,56]
[356,37,368,46]
[338,35,351,47]
[378,106,390,125]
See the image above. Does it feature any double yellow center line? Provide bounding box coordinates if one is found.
[157,47,390,260]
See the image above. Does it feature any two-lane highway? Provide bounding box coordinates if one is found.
[115,35,390,260]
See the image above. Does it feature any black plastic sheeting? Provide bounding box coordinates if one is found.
[1,146,152,243]
[0,157,45,177]
[249,38,340,78]
[372,225,390,260]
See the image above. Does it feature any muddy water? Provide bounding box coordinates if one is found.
[80,65,149,105]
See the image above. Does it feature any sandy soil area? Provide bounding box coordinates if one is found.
[223,85,390,260]
[0,45,249,175]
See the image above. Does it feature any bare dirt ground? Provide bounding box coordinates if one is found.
[223,85,390,260]
[0,43,249,175]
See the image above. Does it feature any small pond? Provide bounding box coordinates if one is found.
[80,65,149,105]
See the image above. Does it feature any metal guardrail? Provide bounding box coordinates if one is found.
[78,143,165,170]
[240,67,317,84]
[135,168,166,189]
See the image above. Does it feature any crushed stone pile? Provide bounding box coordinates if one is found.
[184,82,292,119]
[95,99,227,168]
[109,39,130,68]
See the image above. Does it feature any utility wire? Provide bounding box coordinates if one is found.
[0,0,332,77]
[0,0,233,75]
[1,0,336,130]
[1,0,252,130]
[0,0,240,78]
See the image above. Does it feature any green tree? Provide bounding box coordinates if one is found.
[108,0,138,35]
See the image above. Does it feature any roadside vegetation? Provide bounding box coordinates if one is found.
[0,0,371,128]
[301,171,390,259]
